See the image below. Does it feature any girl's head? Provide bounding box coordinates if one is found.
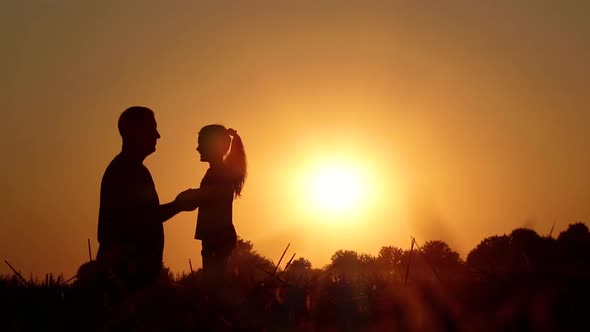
[197,124,247,197]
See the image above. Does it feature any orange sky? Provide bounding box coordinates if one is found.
[1,2,589,278]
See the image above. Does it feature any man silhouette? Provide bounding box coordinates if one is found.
[96,106,195,293]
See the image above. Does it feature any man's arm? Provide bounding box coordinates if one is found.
[156,202,183,223]
[156,188,200,223]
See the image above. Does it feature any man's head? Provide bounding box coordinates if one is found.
[118,106,160,157]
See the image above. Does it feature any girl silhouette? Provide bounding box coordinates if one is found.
[193,124,246,300]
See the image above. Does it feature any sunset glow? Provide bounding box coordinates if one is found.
[3,3,590,330]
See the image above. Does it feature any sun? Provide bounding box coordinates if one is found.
[292,157,376,223]
[311,167,362,213]
[288,148,390,227]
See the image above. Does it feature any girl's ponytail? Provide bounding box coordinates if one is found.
[225,128,247,198]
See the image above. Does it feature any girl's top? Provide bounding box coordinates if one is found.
[194,164,237,246]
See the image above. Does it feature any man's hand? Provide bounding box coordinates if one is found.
[174,188,200,211]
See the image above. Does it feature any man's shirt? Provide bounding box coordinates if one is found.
[97,153,163,265]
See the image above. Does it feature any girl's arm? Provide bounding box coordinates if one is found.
[188,184,234,206]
